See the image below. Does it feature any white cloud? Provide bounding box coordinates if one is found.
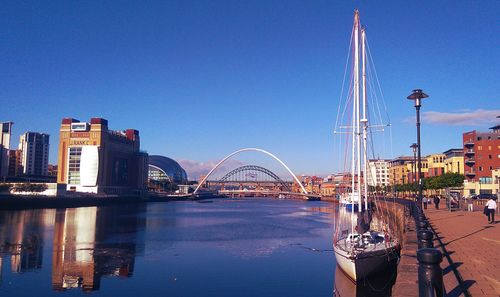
[406,109,499,126]
[177,159,246,180]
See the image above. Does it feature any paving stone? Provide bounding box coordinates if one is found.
[424,208,500,296]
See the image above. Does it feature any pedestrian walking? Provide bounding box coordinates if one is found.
[485,197,497,224]
[467,196,474,212]
[422,196,428,209]
[434,196,440,210]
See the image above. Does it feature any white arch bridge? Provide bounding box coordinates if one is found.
[193,148,320,201]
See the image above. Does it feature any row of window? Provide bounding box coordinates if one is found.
[476,166,494,172]
[476,136,500,141]
[68,147,82,185]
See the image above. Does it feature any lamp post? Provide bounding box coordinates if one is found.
[407,89,429,209]
[410,143,418,199]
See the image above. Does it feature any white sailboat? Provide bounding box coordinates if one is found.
[333,10,400,281]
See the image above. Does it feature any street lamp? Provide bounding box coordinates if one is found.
[410,143,418,199]
[407,89,429,209]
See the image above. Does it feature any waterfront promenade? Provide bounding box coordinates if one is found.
[425,207,500,296]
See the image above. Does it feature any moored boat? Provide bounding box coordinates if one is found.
[332,9,400,281]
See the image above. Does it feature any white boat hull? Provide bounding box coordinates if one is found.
[334,243,399,281]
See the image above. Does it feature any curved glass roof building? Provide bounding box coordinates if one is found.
[148,155,188,184]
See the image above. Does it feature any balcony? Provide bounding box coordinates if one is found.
[464,149,475,156]
[465,158,476,166]
[465,171,476,177]
[464,141,474,147]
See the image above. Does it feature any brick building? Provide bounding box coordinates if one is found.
[463,125,500,183]
[57,118,148,194]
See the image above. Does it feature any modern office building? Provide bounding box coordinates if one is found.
[463,125,500,182]
[443,149,464,174]
[0,122,14,178]
[367,159,390,187]
[19,132,50,176]
[56,118,148,194]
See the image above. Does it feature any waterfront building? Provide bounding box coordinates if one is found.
[56,118,148,194]
[148,155,188,191]
[320,179,335,197]
[18,132,50,176]
[443,149,464,174]
[331,172,358,195]
[0,122,14,178]
[463,167,500,197]
[7,149,23,177]
[292,175,322,194]
[148,155,187,184]
[463,125,500,183]
[388,156,415,185]
[47,164,58,177]
[425,153,446,177]
[367,159,390,188]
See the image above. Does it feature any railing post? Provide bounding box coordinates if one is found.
[418,248,444,297]
[417,220,429,231]
[418,230,434,249]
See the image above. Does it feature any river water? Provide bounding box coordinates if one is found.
[0,198,394,296]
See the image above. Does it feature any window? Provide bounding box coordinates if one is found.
[477,137,482,141]
[68,147,82,185]
[479,166,483,171]
[488,146,492,150]
[478,146,482,150]
[489,166,493,170]
[489,155,492,159]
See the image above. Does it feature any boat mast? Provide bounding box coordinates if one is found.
[350,11,358,211]
[353,10,362,212]
[361,27,368,211]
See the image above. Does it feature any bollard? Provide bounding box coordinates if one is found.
[417,220,429,230]
[417,248,444,297]
[418,230,434,248]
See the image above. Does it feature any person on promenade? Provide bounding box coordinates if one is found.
[422,196,428,209]
[485,197,497,224]
[434,196,440,210]
[467,196,474,212]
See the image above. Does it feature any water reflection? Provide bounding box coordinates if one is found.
[0,200,368,296]
[51,205,146,291]
[0,209,54,275]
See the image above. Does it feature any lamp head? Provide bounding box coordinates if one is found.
[410,143,418,153]
[407,89,429,107]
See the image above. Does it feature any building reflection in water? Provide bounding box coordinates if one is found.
[51,205,146,291]
[0,209,54,276]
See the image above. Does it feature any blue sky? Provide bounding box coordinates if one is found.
[1,1,499,179]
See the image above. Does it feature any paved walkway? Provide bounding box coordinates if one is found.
[424,207,500,297]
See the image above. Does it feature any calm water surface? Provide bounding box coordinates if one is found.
[0,198,341,296]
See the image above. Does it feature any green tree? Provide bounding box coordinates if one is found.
[12,183,47,193]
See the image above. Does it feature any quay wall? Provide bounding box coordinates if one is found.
[376,198,419,297]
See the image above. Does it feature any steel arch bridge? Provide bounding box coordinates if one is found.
[193,148,308,195]
[213,165,291,192]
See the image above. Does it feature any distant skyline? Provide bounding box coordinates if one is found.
[1,1,499,179]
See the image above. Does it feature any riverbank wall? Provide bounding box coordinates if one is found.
[376,198,419,297]
[0,193,205,210]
